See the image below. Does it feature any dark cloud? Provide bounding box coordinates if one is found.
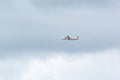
[30,0,119,8]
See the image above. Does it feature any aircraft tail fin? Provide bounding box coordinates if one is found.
[67,35,70,40]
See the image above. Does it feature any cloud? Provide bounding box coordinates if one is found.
[0,0,120,80]
[0,48,120,80]
[0,0,120,52]
[30,0,119,8]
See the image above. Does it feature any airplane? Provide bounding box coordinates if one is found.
[62,35,79,40]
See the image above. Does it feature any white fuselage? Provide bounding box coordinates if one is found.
[62,36,79,40]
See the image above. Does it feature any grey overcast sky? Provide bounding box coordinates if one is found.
[0,0,120,52]
[0,0,120,80]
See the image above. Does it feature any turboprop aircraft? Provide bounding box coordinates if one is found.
[62,35,79,40]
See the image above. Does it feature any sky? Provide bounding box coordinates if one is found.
[0,0,120,80]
